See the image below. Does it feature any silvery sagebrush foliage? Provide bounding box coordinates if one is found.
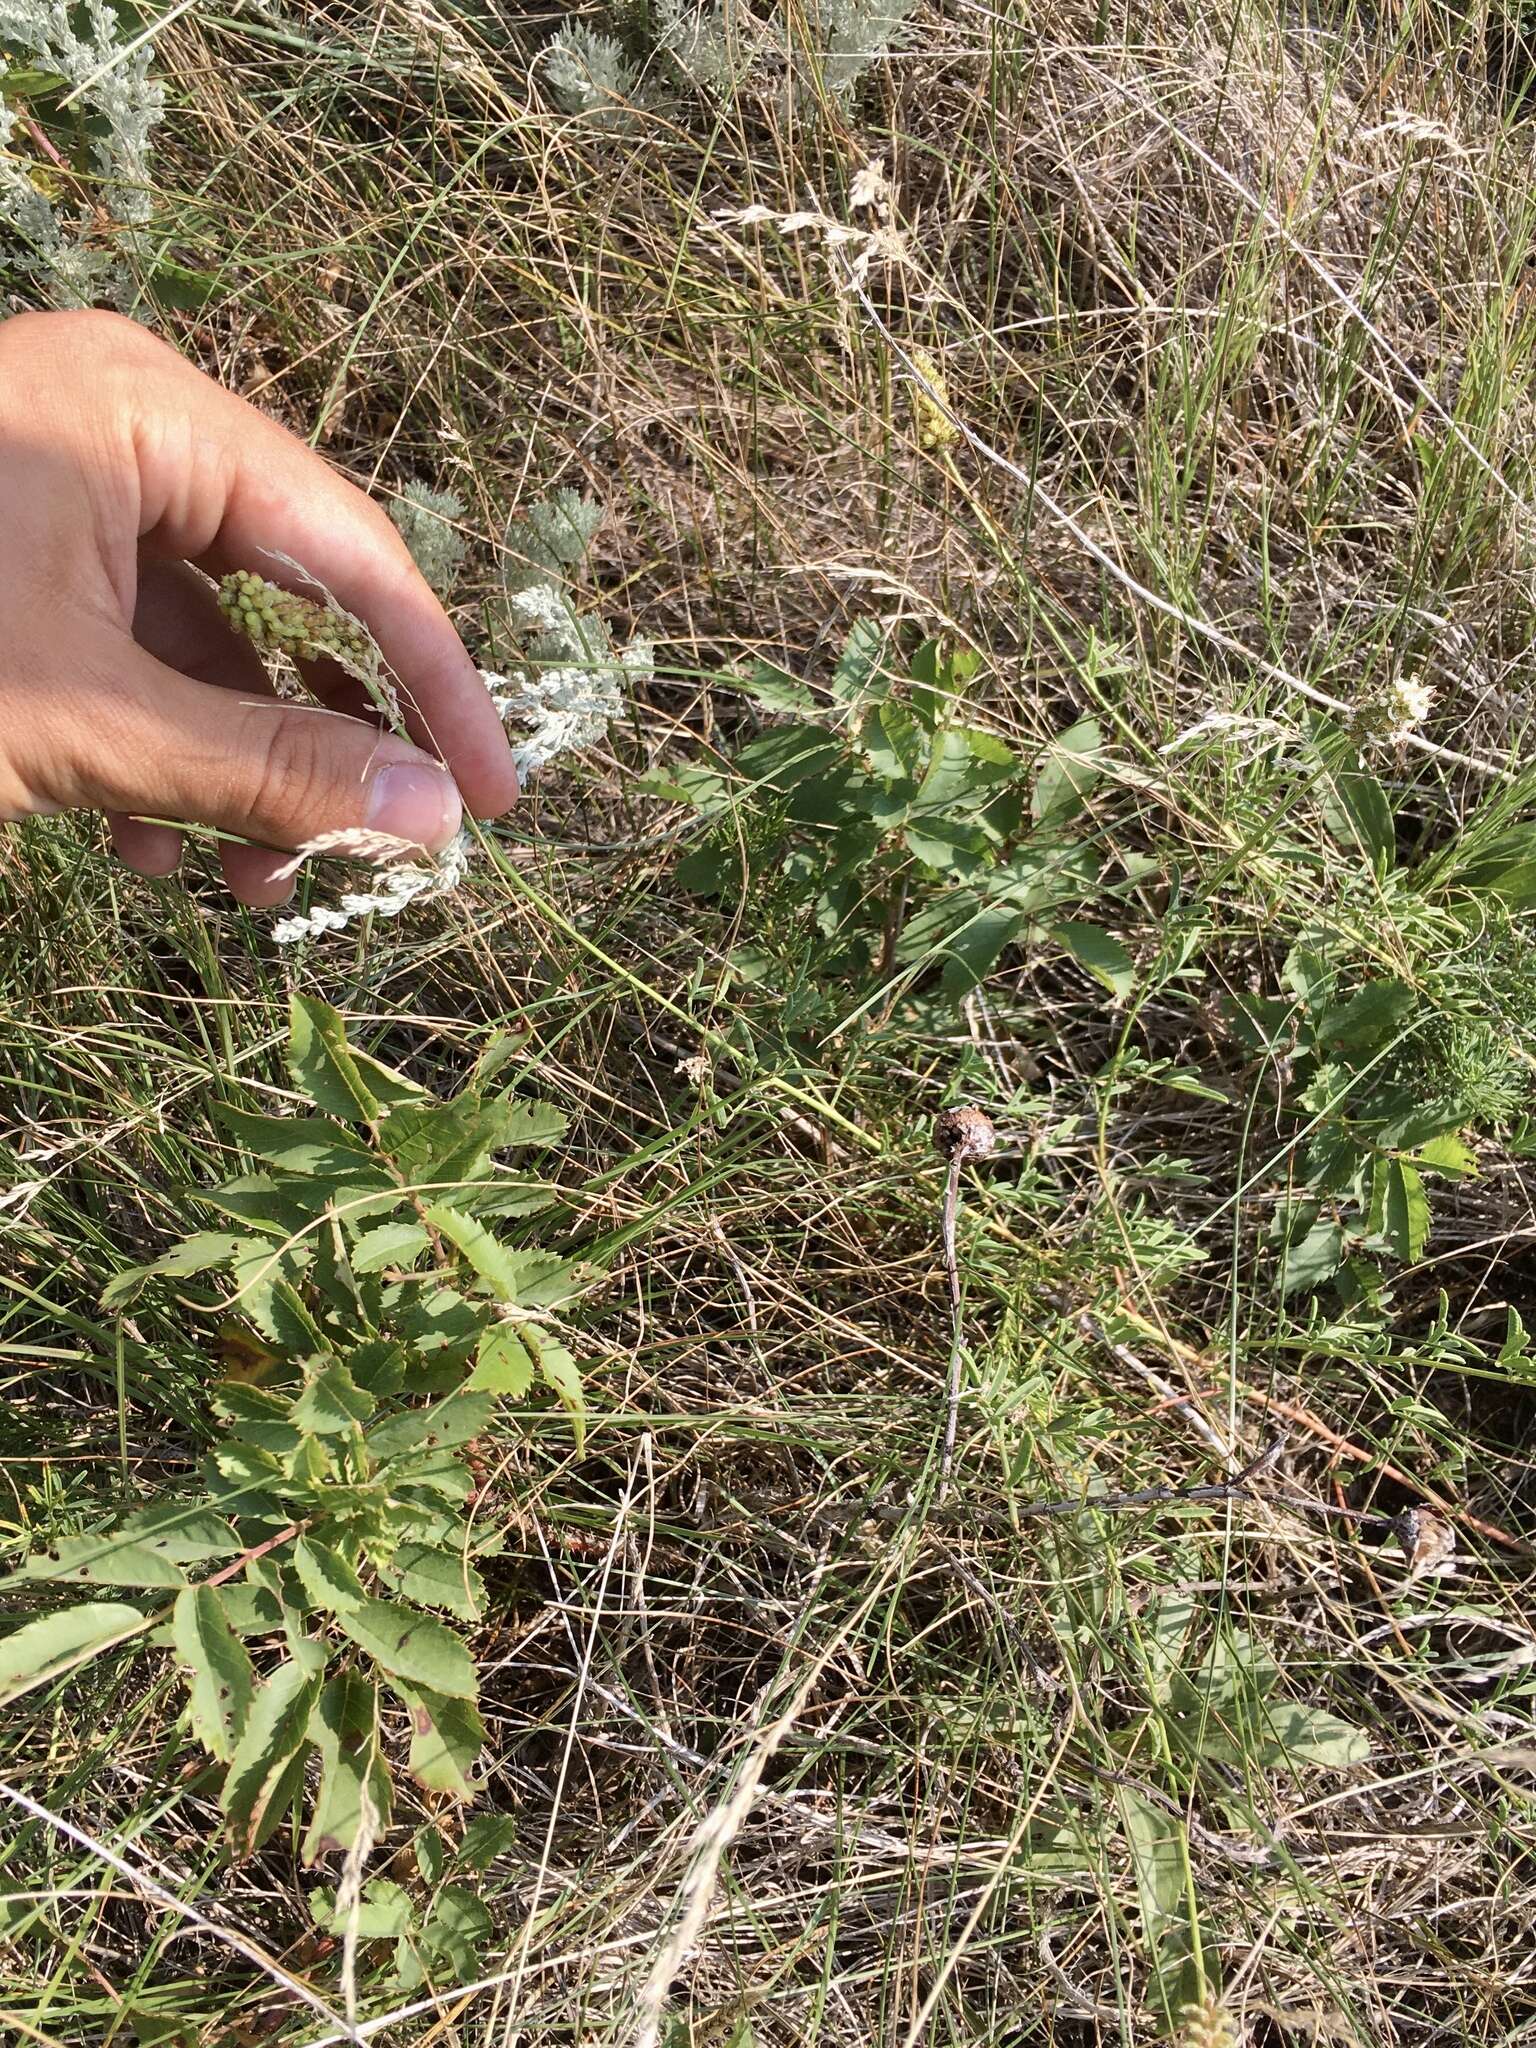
[0,0,165,308]
[389,480,469,598]
[543,23,661,130]
[640,0,915,105]
[222,491,650,945]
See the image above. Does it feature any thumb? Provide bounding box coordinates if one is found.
[22,631,463,854]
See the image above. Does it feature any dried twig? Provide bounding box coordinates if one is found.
[933,1107,998,1496]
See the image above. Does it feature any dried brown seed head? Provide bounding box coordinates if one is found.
[1395,1507,1456,1580]
[933,1105,997,1163]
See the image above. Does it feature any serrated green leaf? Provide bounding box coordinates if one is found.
[172,1586,255,1763]
[292,1539,366,1614]
[367,1389,494,1462]
[200,1175,316,1238]
[312,1875,413,1937]
[1317,979,1417,1054]
[1415,1132,1477,1177]
[457,1814,519,1873]
[102,1232,250,1310]
[1053,920,1134,1000]
[467,1324,535,1397]
[380,1091,566,1196]
[525,1325,585,1452]
[739,659,816,715]
[339,1598,476,1698]
[1499,1305,1530,1370]
[221,1660,320,1855]
[292,1362,375,1436]
[861,700,923,787]
[303,1672,392,1862]
[21,1531,186,1590]
[288,996,382,1122]
[1383,1159,1431,1263]
[216,1106,384,1179]
[831,617,888,703]
[379,1544,485,1624]
[394,1681,485,1798]
[0,1603,148,1707]
[423,1205,578,1309]
[349,1221,432,1274]
[916,728,1015,812]
[218,1585,285,1637]
[735,725,843,790]
[1282,1216,1347,1293]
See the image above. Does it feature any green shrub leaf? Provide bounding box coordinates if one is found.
[0,1603,148,1707]
[172,1586,256,1762]
[339,1598,477,1697]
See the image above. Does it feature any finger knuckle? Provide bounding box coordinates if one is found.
[236,702,351,841]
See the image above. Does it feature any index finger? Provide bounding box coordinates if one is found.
[120,322,519,819]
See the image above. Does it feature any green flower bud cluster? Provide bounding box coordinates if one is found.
[217,570,377,671]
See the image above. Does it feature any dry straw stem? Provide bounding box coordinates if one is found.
[856,279,1513,782]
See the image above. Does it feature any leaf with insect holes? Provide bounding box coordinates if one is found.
[1053,920,1134,1000]
[19,1505,240,1589]
[467,1324,536,1397]
[21,1533,184,1590]
[292,1363,374,1436]
[393,1680,485,1798]
[378,1544,485,1624]
[220,1659,320,1855]
[102,1232,255,1310]
[303,1671,392,1862]
[338,1597,477,1697]
[367,1389,495,1461]
[0,1603,148,1707]
[172,1586,256,1763]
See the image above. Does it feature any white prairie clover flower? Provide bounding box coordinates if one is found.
[1387,673,1434,739]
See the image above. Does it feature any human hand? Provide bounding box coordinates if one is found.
[0,308,518,905]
